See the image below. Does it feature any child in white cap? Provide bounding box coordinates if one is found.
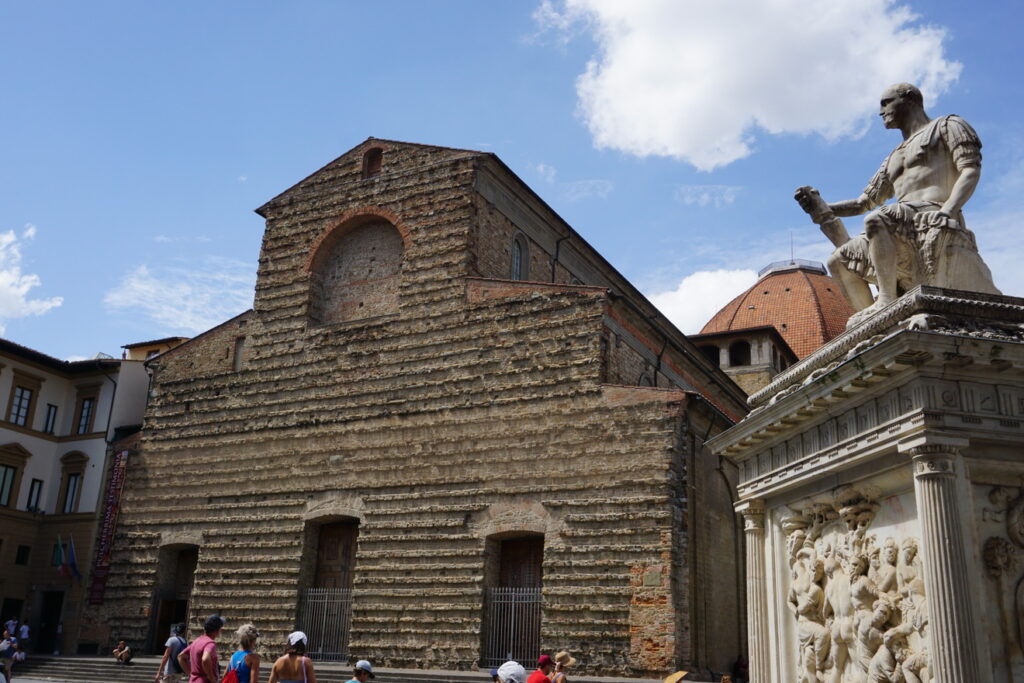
[346,658,375,682]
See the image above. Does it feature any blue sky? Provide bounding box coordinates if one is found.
[3,1,1024,359]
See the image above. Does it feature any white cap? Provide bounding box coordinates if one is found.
[355,659,375,678]
[287,631,307,646]
[497,661,526,683]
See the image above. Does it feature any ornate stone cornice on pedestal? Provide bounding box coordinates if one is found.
[747,286,1024,408]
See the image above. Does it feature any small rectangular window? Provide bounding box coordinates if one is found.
[26,479,42,512]
[43,404,58,434]
[62,473,80,514]
[14,545,30,566]
[232,337,246,372]
[8,387,33,427]
[51,542,67,566]
[0,465,16,507]
[76,397,95,435]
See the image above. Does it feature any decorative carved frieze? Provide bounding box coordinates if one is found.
[735,374,1024,496]
[784,486,931,682]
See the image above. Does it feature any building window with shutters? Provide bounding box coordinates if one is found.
[0,465,16,507]
[26,478,43,512]
[58,452,87,514]
[6,370,43,429]
[73,385,100,435]
[43,404,58,434]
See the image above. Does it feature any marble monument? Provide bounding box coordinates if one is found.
[713,85,1019,683]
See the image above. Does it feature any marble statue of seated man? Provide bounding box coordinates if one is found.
[795,83,1000,328]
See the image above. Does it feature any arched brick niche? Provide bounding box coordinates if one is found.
[307,209,409,325]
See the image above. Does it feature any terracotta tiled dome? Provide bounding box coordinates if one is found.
[700,260,853,359]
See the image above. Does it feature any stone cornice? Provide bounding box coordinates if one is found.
[747,286,1024,407]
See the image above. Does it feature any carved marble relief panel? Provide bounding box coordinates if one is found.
[975,483,1024,682]
[781,486,931,683]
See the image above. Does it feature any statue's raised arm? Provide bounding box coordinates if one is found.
[794,83,1000,328]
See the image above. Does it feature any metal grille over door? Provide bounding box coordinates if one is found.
[297,521,357,661]
[482,587,542,667]
[482,535,543,667]
[296,587,353,662]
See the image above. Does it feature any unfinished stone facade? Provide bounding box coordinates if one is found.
[88,139,749,678]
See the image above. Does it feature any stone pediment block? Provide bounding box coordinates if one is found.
[302,491,365,522]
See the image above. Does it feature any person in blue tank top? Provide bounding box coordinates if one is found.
[227,624,261,683]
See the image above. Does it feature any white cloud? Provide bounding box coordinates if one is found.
[648,268,758,334]
[675,184,742,208]
[535,162,558,184]
[104,256,255,334]
[536,0,961,170]
[563,178,614,201]
[0,224,63,334]
[238,175,248,183]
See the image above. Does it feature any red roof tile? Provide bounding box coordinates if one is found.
[699,263,853,359]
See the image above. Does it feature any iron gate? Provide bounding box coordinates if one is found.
[296,587,353,662]
[482,587,542,667]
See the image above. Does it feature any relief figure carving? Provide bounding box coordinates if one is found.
[784,486,931,682]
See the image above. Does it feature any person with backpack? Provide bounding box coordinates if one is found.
[156,623,187,682]
[223,624,261,683]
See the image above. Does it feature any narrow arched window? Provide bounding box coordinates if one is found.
[511,234,529,281]
[362,148,383,179]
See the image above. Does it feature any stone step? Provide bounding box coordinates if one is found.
[11,655,662,683]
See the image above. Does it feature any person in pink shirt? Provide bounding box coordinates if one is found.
[177,615,225,683]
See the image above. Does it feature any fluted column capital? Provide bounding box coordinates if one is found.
[909,446,959,479]
[736,500,766,531]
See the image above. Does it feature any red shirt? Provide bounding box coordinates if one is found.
[186,634,219,683]
[527,671,552,683]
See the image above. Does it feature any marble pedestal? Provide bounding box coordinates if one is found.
[710,287,1024,683]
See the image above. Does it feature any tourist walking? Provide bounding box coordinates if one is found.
[226,624,261,683]
[178,614,225,683]
[155,623,187,682]
[528,655,555,683]
[0,631,16,679]
[551,651,575,683]
[496,661,526,683]
[267,631,316,683]
[14,625,27,653]
[344,658,375,682]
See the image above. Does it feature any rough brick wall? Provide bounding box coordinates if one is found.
[88,140,744,677]
[471,194,575,285]
[153,312,252,381]
[311,221,404,324]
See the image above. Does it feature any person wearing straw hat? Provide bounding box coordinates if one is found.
[551,651,576,683]
[663,672,689,683]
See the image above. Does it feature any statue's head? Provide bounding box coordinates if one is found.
[879,83,924,129]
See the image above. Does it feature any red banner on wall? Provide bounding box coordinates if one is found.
[88,450,129,605]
